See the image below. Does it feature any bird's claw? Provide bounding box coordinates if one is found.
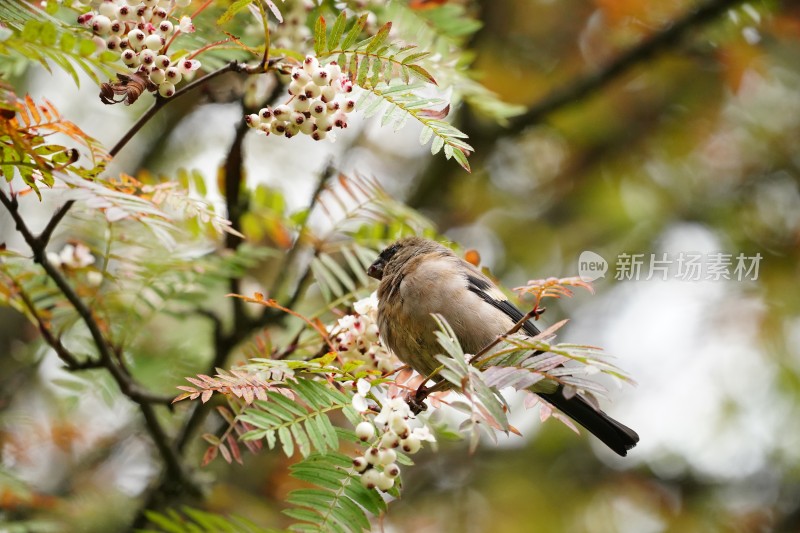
[407,384,429,415]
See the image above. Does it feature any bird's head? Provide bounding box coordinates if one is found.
[368,237,446,280]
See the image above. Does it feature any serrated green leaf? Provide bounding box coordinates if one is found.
[329,496,370,531]
[291,379,327,409]
[366,22,391,54]
[290,468,346,491]
[401,51,431,65]
[356,55,370,86]
[259,397,296,422]
[192,170,207,196]
[452,146,471,172]
[315,410,339,450]
[217,0,254,25]
[304,417,326,453]
[329,11,347,51]
[370,58,381,87]
[362,94,384,118]
[340,14,368,50]
[383,58,392,83]
[431,136,445,155]
[77,38,95,56]
[277,425,294,457]
[309,259,334,301]
[348,53,359,79]
[265,428,276,449]
[283,507,322,525]
[40,21,56,46]
[340,246,369,286]
[267,390,308,417]
[406,64,437,85]
[291,423,311,457]
[313,16,326,56]
[59,32,75,52]
[318,253,356,293]
[287,488,333,509]
[342,481,386,515]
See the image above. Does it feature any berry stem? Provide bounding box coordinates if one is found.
[109,60,263,157]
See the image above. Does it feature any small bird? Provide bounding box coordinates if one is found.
[367,236,639,457]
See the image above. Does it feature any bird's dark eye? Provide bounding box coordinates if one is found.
[380,243,400,261]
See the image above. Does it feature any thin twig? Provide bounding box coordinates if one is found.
[507,0,746,133]
[173,115,250,454]
[13,280,102,370]
[0,190,187,475]
[37,200,75,248]
[138,402,197,494]
[110,60,268,158]
[468,305,542,364]
[409,303,544,410]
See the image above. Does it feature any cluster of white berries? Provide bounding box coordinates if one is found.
[47,242,95,269]
[330,293,395,373]
[352,397,435,491]
[76,0,200,98]
[246,56,356,141]
[47,243,103,286]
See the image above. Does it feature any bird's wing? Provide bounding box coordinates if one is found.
[464,270,541,337]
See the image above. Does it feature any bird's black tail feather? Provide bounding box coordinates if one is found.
[539,388,639,457]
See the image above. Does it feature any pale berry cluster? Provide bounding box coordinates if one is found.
[245,56,356,141]
[352,397,436,491]
[329,293,395,373]
[47,242,95,269]
[76,0,200,98]
[47,243,103,286]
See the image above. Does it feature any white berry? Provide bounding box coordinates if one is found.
[320,85,336,103]
[144,34,164,51]
[360,469,381,489]
[165,67,182,83]
[355,422,375,442]
[375,472,395,491]
[158,21,174,35]
[121,49,138,66]
[378,448,396,466]
[303,55,319,74]
[149,68,165,84]
[92,15,112,35]
[303,82,321,99]
[384,463,400,478]
[312,68,329,86]
[155,55,171,69]
[272,104,291,118]
[353,456,368,473]
[158,81,175,97]
[400,436,421,454]
[98,2,117,18]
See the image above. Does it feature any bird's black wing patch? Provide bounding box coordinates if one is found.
[466,274,540,337]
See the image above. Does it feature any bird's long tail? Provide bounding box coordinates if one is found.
[538,388,639,457]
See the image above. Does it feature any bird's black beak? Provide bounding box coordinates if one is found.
[367,258,385,280]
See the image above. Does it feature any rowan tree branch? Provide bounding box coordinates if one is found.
[0,189,192,489]
[507,0,746,133]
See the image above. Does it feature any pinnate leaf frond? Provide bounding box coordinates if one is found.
[285,452,388,533]
[0,1,120,86]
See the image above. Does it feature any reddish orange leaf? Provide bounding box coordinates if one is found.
[463,249,480,267]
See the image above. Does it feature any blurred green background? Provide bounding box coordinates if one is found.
[2,0,800,531]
